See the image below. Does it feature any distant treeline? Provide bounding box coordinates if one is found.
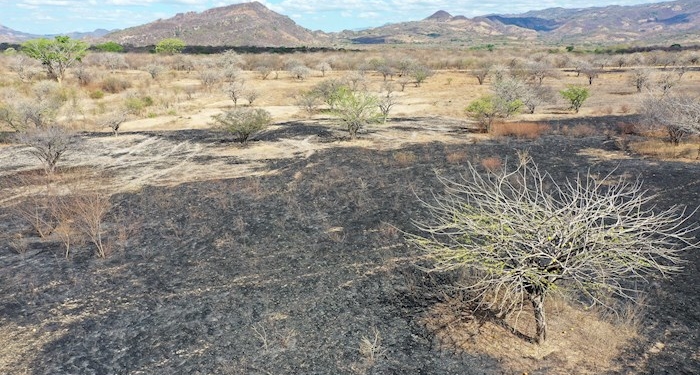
[0,42,353,55]
[1,41,698,55]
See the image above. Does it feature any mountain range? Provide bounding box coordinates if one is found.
[1,0,699,47]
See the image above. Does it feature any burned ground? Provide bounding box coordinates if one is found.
[0,119,699,374]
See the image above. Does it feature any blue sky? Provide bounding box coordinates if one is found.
[0,0,665,34]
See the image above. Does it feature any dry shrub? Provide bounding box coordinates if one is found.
[422,294,639,374]
[619,104,631,114]
[377,221,399,242]
[393,151,417,167]
[65,190,112,258]
[561,124,598,137]
[629,139,700,160]
[480,156,502,172]
[617,122,637,135]
[446,150,469,164]
[490,122,550,139]
[100,76,131,93]
[7,171,59,238]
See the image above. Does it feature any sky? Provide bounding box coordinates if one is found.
[0,0,666,35]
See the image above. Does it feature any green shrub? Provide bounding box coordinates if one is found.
[560,85,590,113]
[211,107,271,143]
[89,90,105,100]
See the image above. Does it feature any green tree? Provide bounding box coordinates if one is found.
[409,157,697,344]
[333,87,382,139]
[211,107,271,143]
[560,85,590,113]
[155,38,186,55]
[21,36,88,83]
[465,95,499,133]
[94,41,124,53]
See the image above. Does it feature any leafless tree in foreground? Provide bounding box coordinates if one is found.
[16,125,82,174]
[408,158,698,344]
[640,93,700,145]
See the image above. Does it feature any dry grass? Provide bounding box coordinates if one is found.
[445,150,469,164]
[629,139,700,160]
[422,294,640,374]
[561,123,599,137]
[480,156,503,172]
[392,151,418,166]
[491,122,550,139]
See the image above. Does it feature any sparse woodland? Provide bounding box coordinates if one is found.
[0,42,699,374]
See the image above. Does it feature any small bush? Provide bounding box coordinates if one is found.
[446,150,469,164]
[562,124,598,137]
[89,90,105,100]
[101,77,131,93]
[393,151,417,166]
[480,156,502,172]
[617,122,637,135]
[491,122,550,139]
[211,107,272,143]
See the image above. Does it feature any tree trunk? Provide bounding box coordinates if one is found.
[530,293,547,344]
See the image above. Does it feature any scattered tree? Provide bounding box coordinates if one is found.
[155,38,186,55]
[211,107,271,143]
[465,95,499,133]
[560,85,590,113]
[94,41,124,53]
[225,80,246,107]
[409,157,698,344]
[15,125,82,174]
[628,68,652,93]
[640,93,700,145]
[333,88,382,139]
[21,36,88,82]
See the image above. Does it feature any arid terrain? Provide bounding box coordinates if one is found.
[0,45,699,374]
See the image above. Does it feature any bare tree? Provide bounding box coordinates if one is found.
[640,93,700,145]
[69,190,112,258]
[523,60,557,85]
[628,68,652,93]
[378,94,398,124]
[225,80,246,107]
[471,61,491,85]
[316,61,332,77]
[199,69,223,92]
[144,63,164,79]
[410,65,434,87]
[409,158,698,344]
[255,65,273,80]
[15,125,82,174]
[290,65,311,81]
[97,111,128,136]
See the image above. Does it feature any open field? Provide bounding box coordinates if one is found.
[1,47,699,374]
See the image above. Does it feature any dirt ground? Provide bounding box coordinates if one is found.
[0,113,699,374]
[1,54,700,374]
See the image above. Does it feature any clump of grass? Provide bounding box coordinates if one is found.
[393,151,417,167]
[561,124,598,137]
[100,76,131,93]
[480,156,502,172]
[491,122,550,139]
[629,139,700,160]
[446,150,469,164]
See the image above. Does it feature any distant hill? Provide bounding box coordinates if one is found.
[337,11,537,45]
[498,0,700,44]
[0,25,114,44]
[342,0,700,45]
[2,0,699,47]
[103,1,328,47]
[0,24,37,43]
